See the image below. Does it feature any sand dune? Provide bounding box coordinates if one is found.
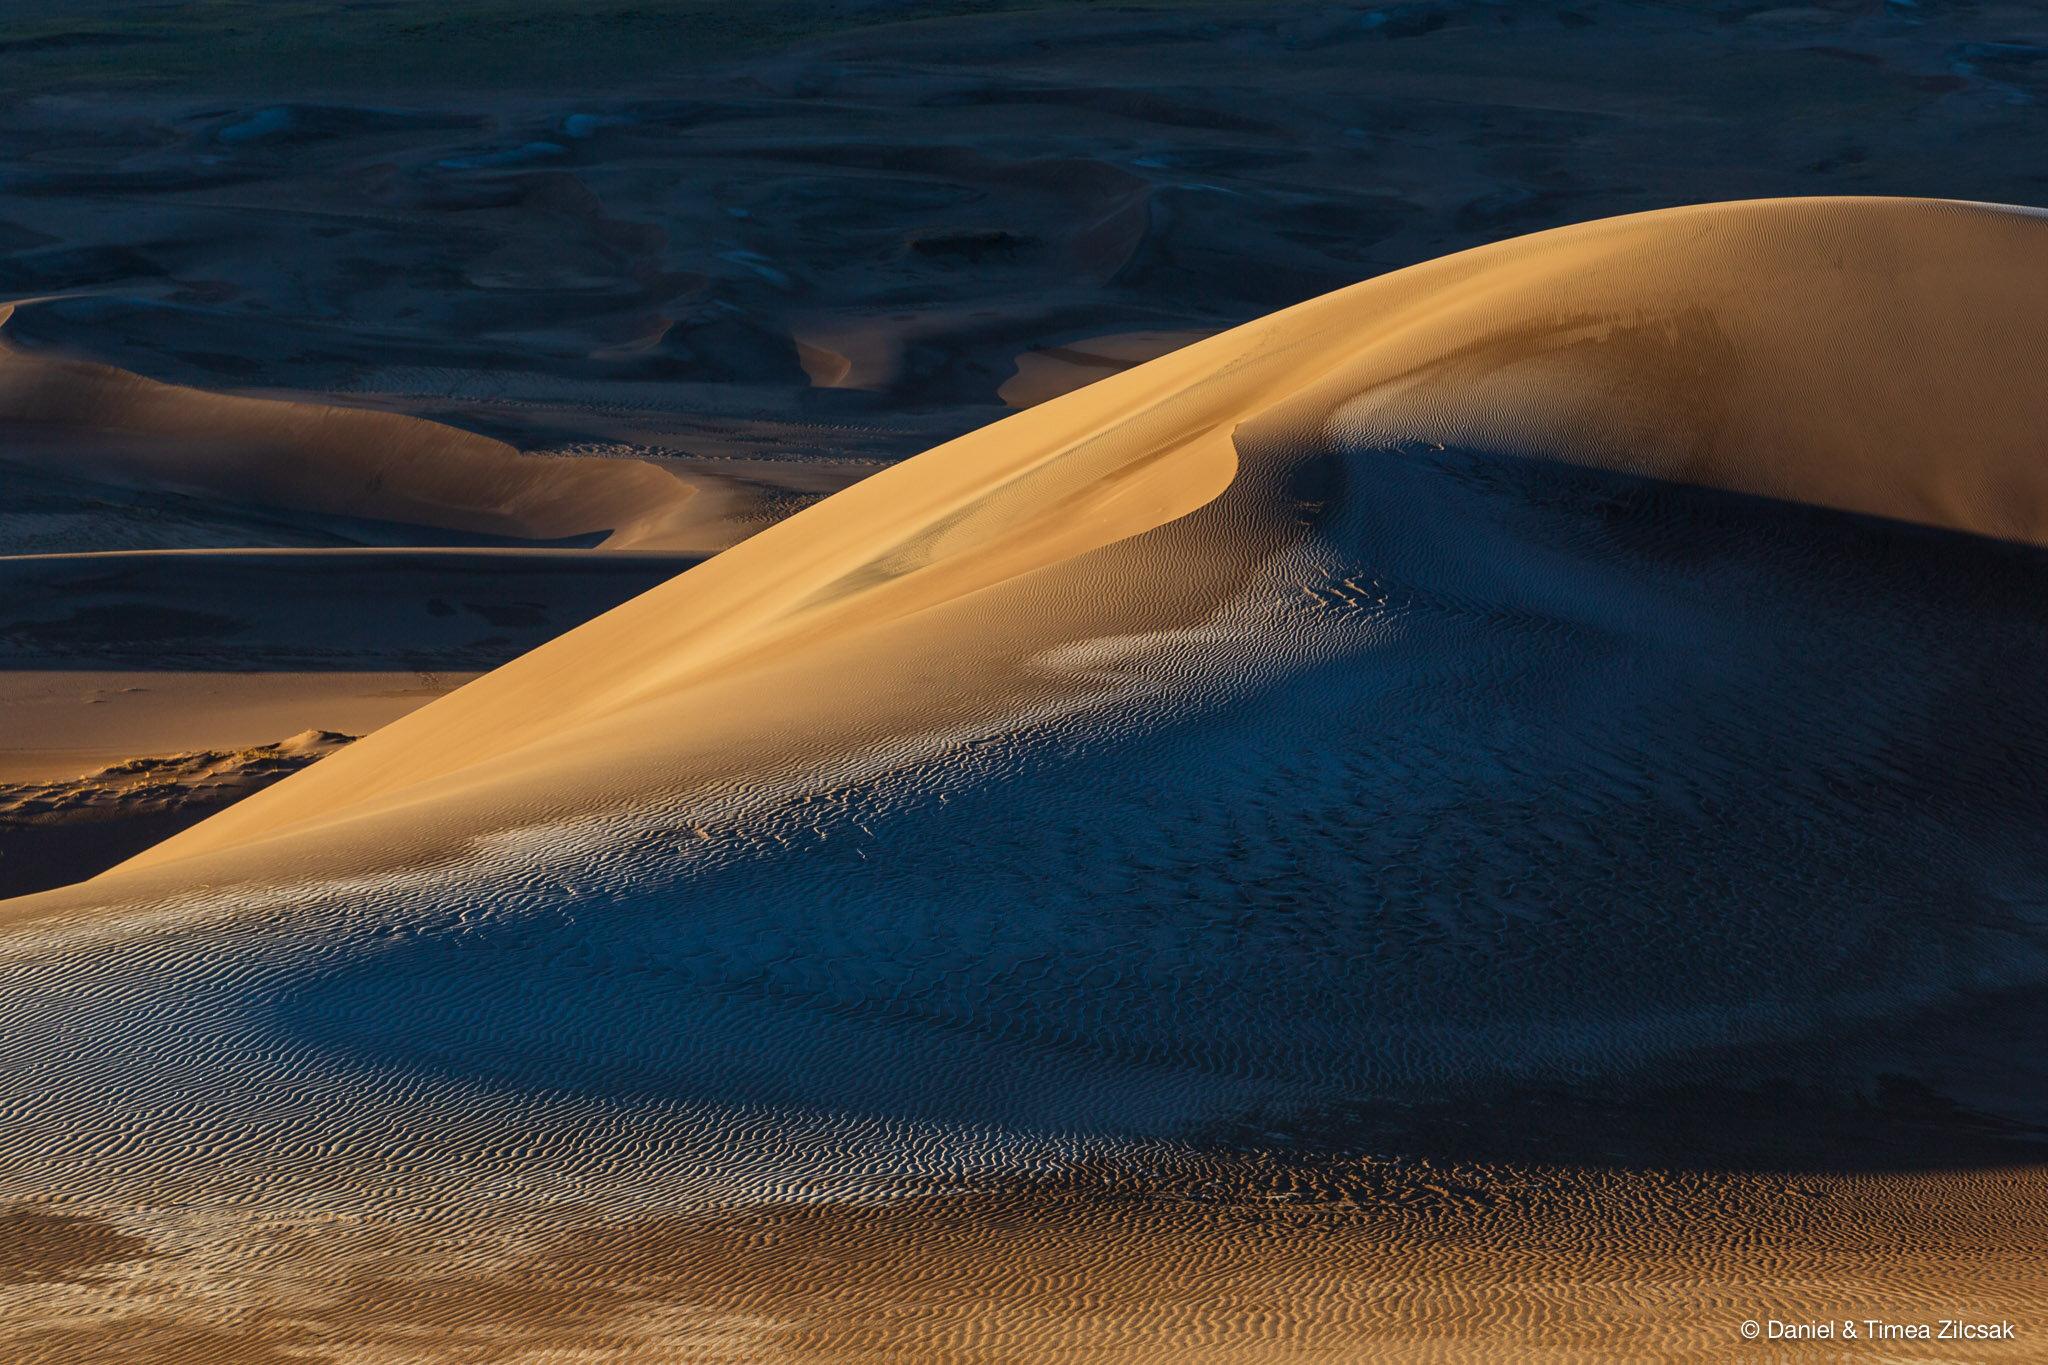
[0,670,464,786]
[112,197,2048,873]
[5,198,2048,1359]
[0,306,730,551]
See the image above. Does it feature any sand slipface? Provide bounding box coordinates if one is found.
[3,198,2048,1359]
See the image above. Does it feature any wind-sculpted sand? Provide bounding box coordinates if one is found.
[0,306,746,553]
[111,196,2048,866]
[4,198,2048,1360]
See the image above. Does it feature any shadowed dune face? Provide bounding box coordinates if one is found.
[186,441,2048,1130]
[5,198,2048,1357]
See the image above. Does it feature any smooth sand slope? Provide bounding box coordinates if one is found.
[0,305,750,553]
[4,198,2048,1360]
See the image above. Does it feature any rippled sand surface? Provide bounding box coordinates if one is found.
[2,198,2047,1359]
[6,1162,2042,1362]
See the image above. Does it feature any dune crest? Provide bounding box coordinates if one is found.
[1310,199,2048,545]
[0,305,707,549]
[98,196,2048,877]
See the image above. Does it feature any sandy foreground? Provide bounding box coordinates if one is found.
[5,3,2048,1360]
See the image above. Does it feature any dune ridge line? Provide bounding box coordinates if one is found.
[80,197,2048,882]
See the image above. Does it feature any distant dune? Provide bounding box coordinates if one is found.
[0,305,736,552]
[5,199,2048,1360]
[0,728,354,899]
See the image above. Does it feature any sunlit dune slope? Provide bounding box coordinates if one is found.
[108,196,2048,879]
[0,305,707,549]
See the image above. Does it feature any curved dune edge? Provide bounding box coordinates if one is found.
[0,304,707,550]
[998,328,1220,408]
[35,195,2048,889]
